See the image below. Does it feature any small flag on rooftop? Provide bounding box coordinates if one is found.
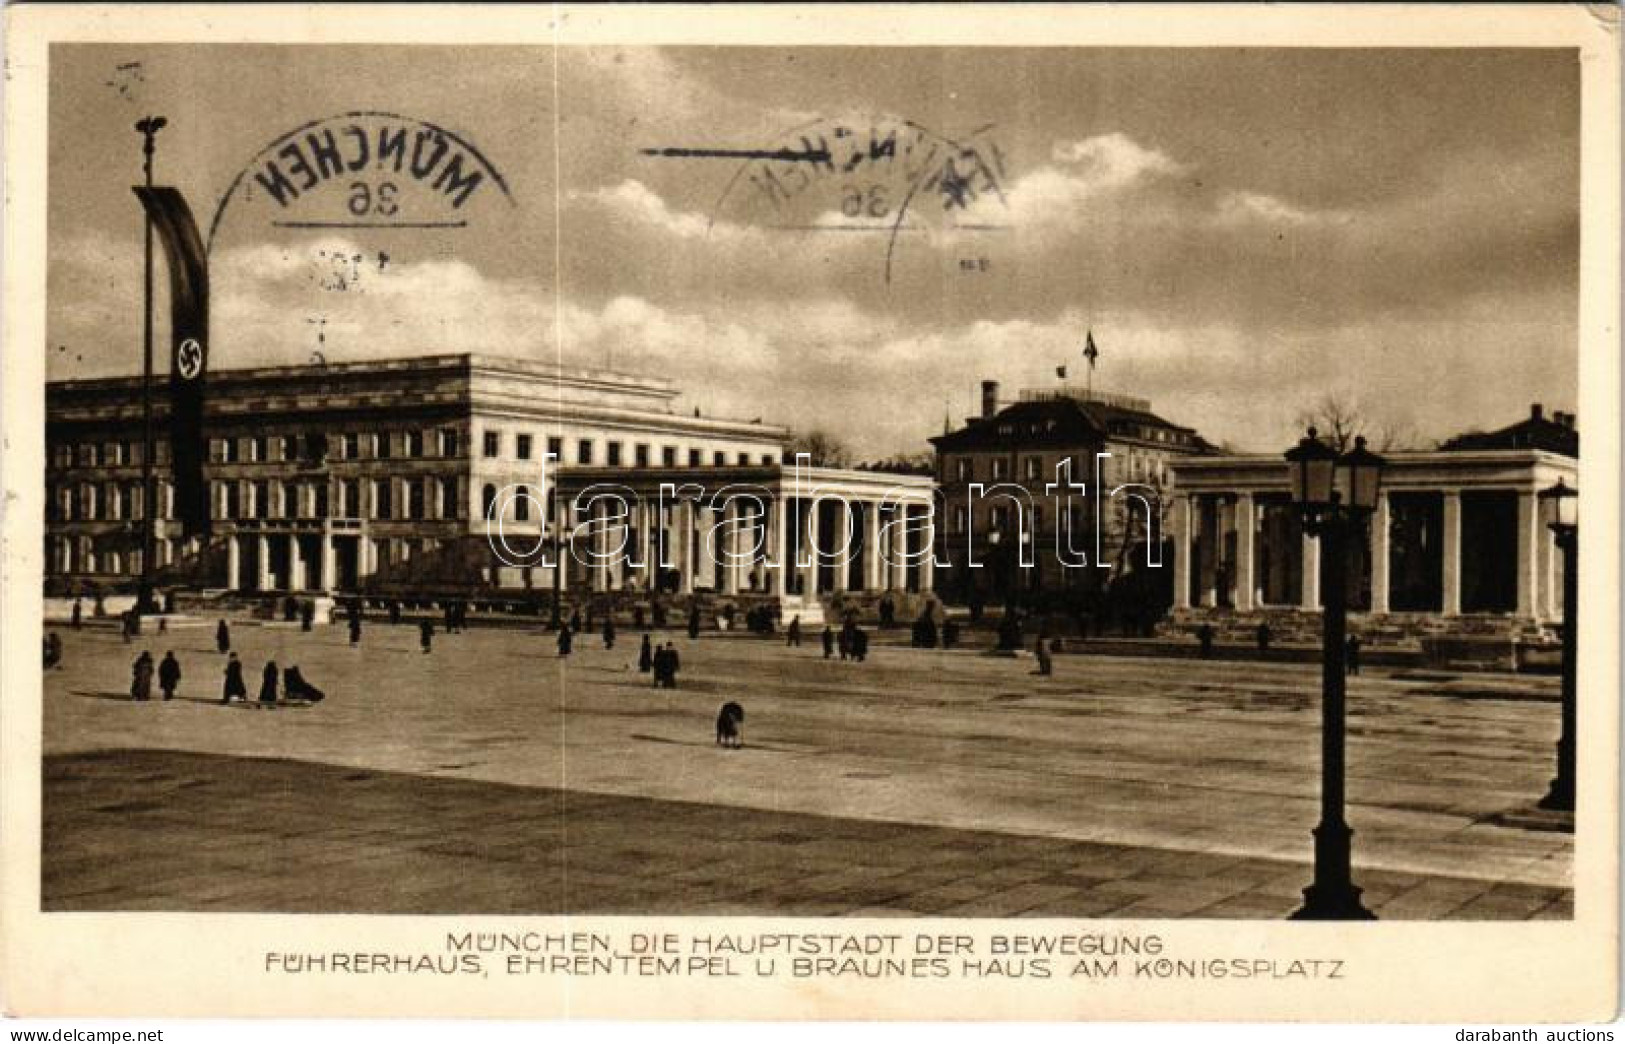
[1083,329,1099,370]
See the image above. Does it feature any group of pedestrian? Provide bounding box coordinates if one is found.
[128,649,181,701]
[837,617,869,662]
[443,600,469,633]
[218,654,324,706]
[650,640,682,688]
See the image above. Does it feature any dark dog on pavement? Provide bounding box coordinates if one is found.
[716,701,745,748]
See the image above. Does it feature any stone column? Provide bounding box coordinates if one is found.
[227,535,242,591]
[1370,494,1391,614]
[862,502,882,592]
[1442,491,1462,615]
[1233,493,1256,611]
[832,500,852,593]
[917,503,936,594]
[1301,529,1320,609]
[1540,520,1558,621]
[722,501,741,595]
[771,498,789,597]
[591,500,610,593]
[1172,495,1193,610]
[320,534,336,592]
[679,501,696,594]
[1515,490,1541,618]
[1198,497,1219,608]
[256,534,271,591]
[803,499,822,596]
[289,534,305,591]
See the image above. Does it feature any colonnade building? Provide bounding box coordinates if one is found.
[1166,404,1578,645]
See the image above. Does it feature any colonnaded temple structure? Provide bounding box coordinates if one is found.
[1165,404,1579,653]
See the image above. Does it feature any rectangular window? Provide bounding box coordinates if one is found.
[441,477,459,519]
[341,479,359,517]
[409,478,425,520]
[313,482,329,519]
[517,434,533,461]
[547,437,562,462]
[375,480,393,520]
[515,488,531,522]
[440,429,459,457]
[577,439,593,465]
[376,433,393,459]
[225,439,240,464]
[713,451,726,466]
[254,480,270,519]
[607,442,623,467]
[991,458,1008,481]
[736,452,750,465]
[283,480,299,518]
[990,505,1008,532]
[1024,456,1042,481]
[662,446,677,466]
[248,436,265,463]
[954,506,968,533]
[228,482,245,520]
[635,444,650,467]
[483,431,500,458]
[688,449,702,467]
[407,431,424,458]
[760,454,775,465]
[105,442,122,466]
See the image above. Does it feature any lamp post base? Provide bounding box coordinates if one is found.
[1289,821,1377,921]
[1290,884,1377,921]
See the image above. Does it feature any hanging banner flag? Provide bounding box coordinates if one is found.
[132,185,211,538]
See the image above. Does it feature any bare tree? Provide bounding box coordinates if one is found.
[786,428,853,468]
[1294,394,1417,452]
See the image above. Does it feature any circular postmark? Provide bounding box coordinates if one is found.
[696,115,1013,285]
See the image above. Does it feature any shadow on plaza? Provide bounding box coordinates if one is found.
[41,748,1571,920]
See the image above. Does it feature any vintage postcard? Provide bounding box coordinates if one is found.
[1,3,1619,1022]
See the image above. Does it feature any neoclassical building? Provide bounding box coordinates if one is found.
[45,353,788,595]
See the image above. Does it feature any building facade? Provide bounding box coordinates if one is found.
[45,354,788,595]
[928,379,1211,607]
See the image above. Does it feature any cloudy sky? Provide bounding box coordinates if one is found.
[49,45,1578,457]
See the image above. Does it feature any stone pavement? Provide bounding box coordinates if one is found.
[40,620,1573,918]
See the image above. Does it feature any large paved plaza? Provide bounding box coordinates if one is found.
[40,618,1572,918]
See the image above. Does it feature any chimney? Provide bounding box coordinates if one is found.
[1551,410,1565,428]
[1530,403,1544,422]
[1563,412,1576,430]
[981,380,1000,419]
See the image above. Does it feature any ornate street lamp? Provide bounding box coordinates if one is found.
[1285,430,1384,921]
[1537,478,1578,812]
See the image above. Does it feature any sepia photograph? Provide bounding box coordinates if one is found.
[2,2,1619,1024]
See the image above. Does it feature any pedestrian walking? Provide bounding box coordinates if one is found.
[1033,635,1053,676]
[851,627,869,663]
[557,625,573,657]
[419,619,434,654]
[603,616,617,650]
[1346,634,1363,676]
[838,620,854,661]
[687,604,701,641]
[158,651,181,700]
[300,600,314,632]
[389,600,402,625]
[221,653,247,704]
[349,614,362,647]
[821,626,835,659]
[638,633,653,672]
[121,610,135,644]
[130,651,154,701]
[659,642,681,689]
[70,598,82,630]
[1197,623,1215,659]
[569,609,583,634]
[787,615,802,647]
[216,619,231,654]
[43,632,63,670]
[259,661,280,705]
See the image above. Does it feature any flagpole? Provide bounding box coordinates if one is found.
[135,116,165,615]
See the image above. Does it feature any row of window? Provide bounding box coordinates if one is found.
[946,452,1168,485]
[50,482,170,523]
[208,429,460,465]
[213,477,464,522]
[51,441,169,469]
[479,429,775,469]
